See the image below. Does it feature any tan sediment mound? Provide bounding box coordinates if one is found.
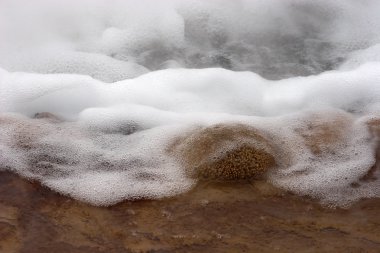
[0,113,78,176]
[169,124,276,180]
[0,113,62,151]
[0,115,41,151]
[294,111,353,155]
[196,144,275,180]
[367,118,380,138]
[364,118,380,182]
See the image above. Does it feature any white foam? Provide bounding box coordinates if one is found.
[1,0,380,206]
[4,50,149,83]
[2,0,380,79]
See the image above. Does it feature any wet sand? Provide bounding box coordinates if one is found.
[0,171,380,253]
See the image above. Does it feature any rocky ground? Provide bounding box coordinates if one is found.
[0,171,380,253]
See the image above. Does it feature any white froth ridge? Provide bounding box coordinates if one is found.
[2,64,380,117]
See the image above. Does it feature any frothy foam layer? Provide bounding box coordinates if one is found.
[1,66,380,206]
[1,0,380,207]
[2,0,380,80]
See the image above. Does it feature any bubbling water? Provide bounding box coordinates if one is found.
[1,0,380,206]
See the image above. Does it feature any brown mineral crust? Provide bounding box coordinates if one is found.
[195,144,275,180]
[367,117,380,138]
[169,124,276,180]
[0,172,380,253]
[361,118,380,182]
[294,111,353,155]
[0,115,40,151]
[0,204,21,253]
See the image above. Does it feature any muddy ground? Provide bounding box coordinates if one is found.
[0,171,379,253]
